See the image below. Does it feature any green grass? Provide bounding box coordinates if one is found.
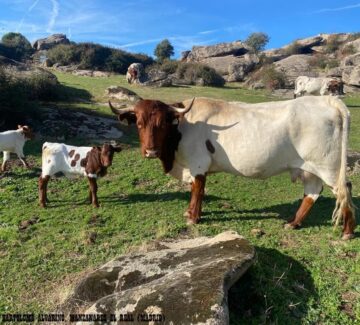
[1,72,360,324]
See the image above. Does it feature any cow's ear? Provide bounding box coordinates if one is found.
[118,112,137,126]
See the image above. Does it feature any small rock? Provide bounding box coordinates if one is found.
[251,228,265,237]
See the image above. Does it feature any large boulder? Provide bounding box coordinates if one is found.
[62,231,255,324]
[274,54,316,87]
[342,66,360,87]
[185,41,251,62]
[341,52,360,67]
[32,34,70,51]
[106,86,141,102]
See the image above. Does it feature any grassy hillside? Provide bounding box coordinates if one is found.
[0,72,359,324]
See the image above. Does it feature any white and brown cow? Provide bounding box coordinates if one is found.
[0,125,34,172]
[39,142,121,208]
[110,96,356,240]
[294,76,344,98]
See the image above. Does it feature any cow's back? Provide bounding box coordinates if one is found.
[176,96,344,181]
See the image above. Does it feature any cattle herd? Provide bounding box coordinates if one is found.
[0,82,356,240]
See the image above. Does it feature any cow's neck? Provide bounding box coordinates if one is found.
[160,125,182,173]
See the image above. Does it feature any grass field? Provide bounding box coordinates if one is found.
[0,72,360,324]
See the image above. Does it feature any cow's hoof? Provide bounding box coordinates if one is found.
[284,223,299,230]
[342,233,355,240]
[186,217,200,225]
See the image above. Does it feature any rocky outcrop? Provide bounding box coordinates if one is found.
[126,63,172,87]
[342,66,360,87]
[32,34,70,51]
[38,106,123,141]
[72,69,110,77]
[274,54,316,87]
[62,231,255,324]
[185,41,250,62]
[106,86,141,102]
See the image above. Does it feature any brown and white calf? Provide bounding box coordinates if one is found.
[0,125,34,172]
[39,142,121,208]
[110,96,356,240]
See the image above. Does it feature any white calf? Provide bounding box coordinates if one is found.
[0,125,34,172]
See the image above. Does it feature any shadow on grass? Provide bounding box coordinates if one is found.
[202,196,360,229]
[229,246,318,324]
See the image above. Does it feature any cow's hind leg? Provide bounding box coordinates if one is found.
[185,174,206,225]
[285,171,323,229]
[341,182,355,240]
[39,175,50,208]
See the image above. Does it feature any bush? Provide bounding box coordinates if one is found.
[245,32,270,53]
[0,32,34,61]
[260,65,287,90]
[47,42,154,73]
[47,44,79,66]
[160,60,179,74]
[340,44,356,57]
[309,54,339,70]
[176,62,225,87]
[325,35,341,54]
[284,41,302,55]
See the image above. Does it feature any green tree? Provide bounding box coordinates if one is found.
[244,32,270,53]
[154,39,174,62]
[1,32,34,61]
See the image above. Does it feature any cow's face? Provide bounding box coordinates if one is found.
[100,143,122,167]
[18,125,34,140]
[109,99,194,159]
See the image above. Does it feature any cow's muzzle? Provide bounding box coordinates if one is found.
[145,149,158,158]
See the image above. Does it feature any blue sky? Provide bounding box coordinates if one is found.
[0,0,359,58]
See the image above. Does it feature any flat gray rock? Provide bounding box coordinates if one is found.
[63,231,255,325]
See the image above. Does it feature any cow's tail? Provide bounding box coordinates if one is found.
[329,97,355,226]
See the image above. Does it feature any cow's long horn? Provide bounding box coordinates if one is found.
[109,101,134,115]
[169,98,195,114]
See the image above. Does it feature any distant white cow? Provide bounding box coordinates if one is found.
[0,125,34,172]
[294,76,342,98]
[126,63,144,84]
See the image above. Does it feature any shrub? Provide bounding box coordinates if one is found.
[260,65,287,90]
[325,35,341,54]
[47,42,154,73]
[47,44,79,66]
[347,32,360,42]
[0,32,34,61]
[245,32,270,53]
[176,62,225,87]
[309,54,339,70]
[284,41,302,55]
[160,59,179,74]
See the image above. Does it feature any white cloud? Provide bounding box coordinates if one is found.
[46,0,59,33]
[312,2,360,13]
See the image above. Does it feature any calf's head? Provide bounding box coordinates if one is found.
[85,143,122,176]
[109,99,194,159]
[18,125,34,140]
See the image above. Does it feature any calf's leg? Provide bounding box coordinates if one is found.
[87,177,99,208]
[285,171,323,229]
[1,151,10,172]
[186,174,206,225]
[39,175,50,208]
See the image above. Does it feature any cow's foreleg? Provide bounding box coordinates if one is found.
[185,174,206,225]
[39,175,50,208]
[285,171,323,229]
[87,177,99,208]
